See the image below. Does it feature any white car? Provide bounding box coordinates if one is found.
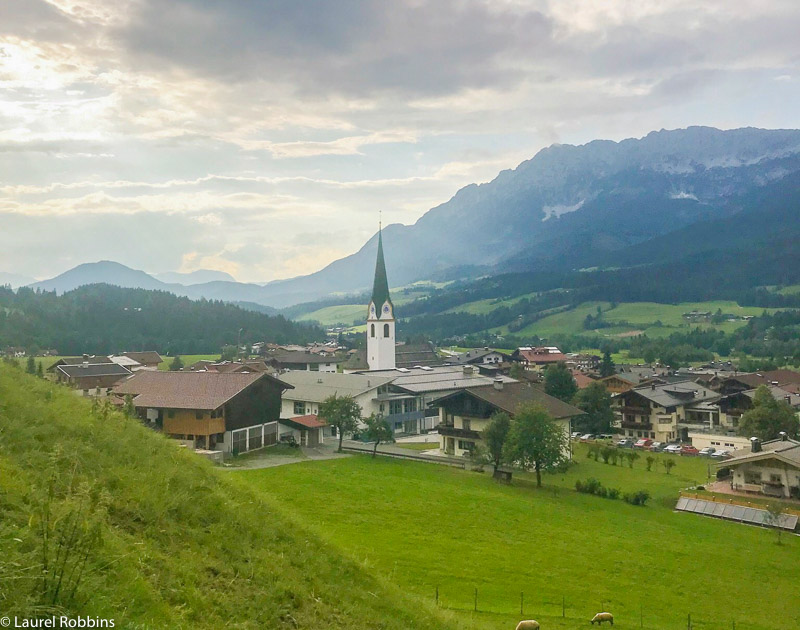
[711,449,732,459]
[663,444,682,454]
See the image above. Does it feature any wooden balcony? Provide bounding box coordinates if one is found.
[438,425,481,440]
[620,420,653,430]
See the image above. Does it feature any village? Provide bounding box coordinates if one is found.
[14,229,800,533]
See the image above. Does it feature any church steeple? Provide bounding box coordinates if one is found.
[371,225,392,310]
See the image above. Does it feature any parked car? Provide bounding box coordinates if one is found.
[598,433,614,440]
[571,431,582,439]
[633,438,653,449]
[711,449,732,460]
[663,444,682,454]
[698,446,716,457]
[579,433,596,442]
[648,441,666,452]
[617,438,634,448]
[680,445,700,456]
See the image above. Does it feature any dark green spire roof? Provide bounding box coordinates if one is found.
[371,227,392,308]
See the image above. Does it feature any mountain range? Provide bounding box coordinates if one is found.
[11,126,800,309]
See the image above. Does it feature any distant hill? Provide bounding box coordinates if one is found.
[0,271,36,289]
[24,127,800,308]
[0,367,454,629]
[0,283,322,355]
[154,269,237,285]
[30,260,172,293]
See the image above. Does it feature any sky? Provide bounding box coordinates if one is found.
[2,0,799,283]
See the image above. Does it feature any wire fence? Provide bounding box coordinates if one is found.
[430,585,764,630]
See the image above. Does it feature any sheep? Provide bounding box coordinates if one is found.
[590,612,614,625]
[515,621,540,630]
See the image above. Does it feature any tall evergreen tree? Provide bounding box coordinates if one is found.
[25,355,36,374]
[599,350,615,377]
[572,382,614,434]
[544,362,578,403]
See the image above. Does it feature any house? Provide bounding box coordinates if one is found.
[433,380,583,458]
[723,434,800,499]
[278,415,328,447]
[360,365,518,434]
[596,373,637,394]
[612,381,720,442]
[342,342,442,372]
[567,353,601,371]
[47,355,112,373]
[120,351,162,370]
[109,355,143,370]
[265,350,341,372]
[448,348,513,366]
[512,346,568,371]
[278,371,394,424]
[55,362,132,393]
[571,370,597,389]
[709,370,800,396]
[113,371,293,454]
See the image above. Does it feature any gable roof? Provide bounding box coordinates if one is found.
[433,381,584,419]
[449,348,512,365]
[114,371,292,410]
[121,351,162,365]
[266,351,341,365]
[57,363,131,378]
[619,380,720,408]
[280,370,394,402]
[724,437,800,468]
[282,414,328,429]
[47,356,112,371]
[395,342,442,368]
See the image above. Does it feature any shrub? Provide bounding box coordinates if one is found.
[607,488,620,500]
[623,490,651,506]
[609,449,619,466]
[600,447,613,464]
[645,455,656,471]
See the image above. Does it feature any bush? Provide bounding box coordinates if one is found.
[607,488,620,500]
[576,478,621,502]
[623,490,651,506]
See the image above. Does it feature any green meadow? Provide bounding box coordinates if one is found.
[241,445,800,630]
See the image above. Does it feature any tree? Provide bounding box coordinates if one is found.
[36,361,44,378]
[544,362,577,403]
[764,502,787,545]
[509,362,525,380]
[599,350,615,377]
[645,455,656,471]
[319,394,362,453]
[123,395,136,418]
[169,355,184,371]
[362,413,393,458]
[26,355,36,374]
[663,459,676,475]
[624,451,640,468]
[505,403,568,487]
[220,345,238,362]
[572,382,614,434]
[738,386,800,441]
[483,411,511,474]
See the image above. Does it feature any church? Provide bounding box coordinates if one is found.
[342,226,440,373]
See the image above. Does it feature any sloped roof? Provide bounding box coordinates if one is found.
[121,351,162,365]
[370,227,392,309]
[368,365,516,394]
[57,363,131,378]
[434,381,583,419]
[724,437,800,468]
[114,371,292,410]
[282,414,328,429]
[280,370,393,402]
[621,380,719,408]
[267,351,341,365]
[47,356,112,371]
[395,342,442,368]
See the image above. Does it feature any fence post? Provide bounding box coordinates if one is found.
[474,587,478,612]
[562,595,565,618]
[688,613,691,630]
[640,603,643,628]
[520,591,524,616]
[435,585,438,607]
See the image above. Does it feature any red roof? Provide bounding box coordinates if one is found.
[572,370,597,389]
[288,414,328,428]
[519,349,567,364]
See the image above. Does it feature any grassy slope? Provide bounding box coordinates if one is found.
[0,367,457,630]
[242,447,800,630]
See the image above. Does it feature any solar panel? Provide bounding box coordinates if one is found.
[676,498,799,531]
[676,497,689,510]
[730,505,746,520]
[741,508,759,523]
[711,503,727,517]
[685,499,699,511]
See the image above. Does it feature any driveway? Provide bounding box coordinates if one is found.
[221,442,350,470]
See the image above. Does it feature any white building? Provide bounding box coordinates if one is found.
[366,226,396,371]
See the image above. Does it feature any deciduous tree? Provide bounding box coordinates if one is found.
[572,382,614,434]
[363,413,393,458]
[483,411,511,474]
[738,385,799,441]
[505,403,568,487]
[544,362,577,403]
[319,394,362,453]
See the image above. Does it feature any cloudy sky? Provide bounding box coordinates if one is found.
[2,0,799,283]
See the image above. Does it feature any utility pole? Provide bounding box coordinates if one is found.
[237,328,243,361]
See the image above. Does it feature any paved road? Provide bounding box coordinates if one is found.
[221,443,350,470]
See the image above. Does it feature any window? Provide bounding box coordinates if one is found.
[384,323,390,337]
[195,411,204,420]
[370,324,375,338]
[248,426,263,451]
[310,363,319,371]
[462,419,471,431]
[458,440,475,451]
[744,470,761,484]
[294,401,306,415]
[403,398,417,413]
[770,474,782,484]
[232,429,247,454]
[389,400,403,415]
[379,403,385,413]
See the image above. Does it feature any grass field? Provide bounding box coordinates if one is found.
[504,300,777,338]
[297,303,366,326]
[241,445,800,630]
[0,366,458,629]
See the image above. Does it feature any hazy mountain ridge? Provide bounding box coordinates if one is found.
[22,127,800,308]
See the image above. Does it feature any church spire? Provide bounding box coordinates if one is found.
[371,224,392,310]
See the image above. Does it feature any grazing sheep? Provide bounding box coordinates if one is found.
[590,612,613,625]
[515,621,540,630]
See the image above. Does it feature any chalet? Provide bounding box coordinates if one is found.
[612,381,720,443]
[512,346,568,371]
[55,362,132,393]
[120,351,162,370]
[723,435,800,499]
[596,373,637,394]
[433,380,583,458]
[47,355,112,373]
[265,350,341,372]
[113,371,292,454]
[709,370,800,396]
[449,348,513,366]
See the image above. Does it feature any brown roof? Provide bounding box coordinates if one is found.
[435,381,583,419]
[113,371,292,410]
[266,351,341,365]
[283,414,328,429]
[121,351,163,365]
[395,342,443,368]
[516,348,568,364]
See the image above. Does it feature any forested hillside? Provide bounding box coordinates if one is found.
[0,284,323,355]
[0,366,456,629]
